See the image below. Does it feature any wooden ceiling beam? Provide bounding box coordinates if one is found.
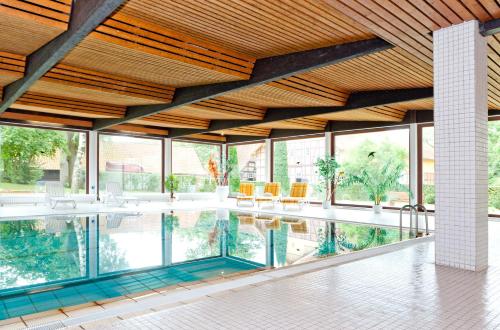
[167,87,433,138]
[0,0,125,113]
[94,37,393,130]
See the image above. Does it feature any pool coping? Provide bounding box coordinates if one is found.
[5,234,435,330]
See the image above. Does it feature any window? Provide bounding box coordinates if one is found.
[99,134,162,194]
[172,141,221,192]
[420,121,500,215]
[0,125,87,194]
[334,128,410,207]
[272,136,325,201]
[228,142,266,194]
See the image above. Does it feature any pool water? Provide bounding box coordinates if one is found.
[0,210,410,319]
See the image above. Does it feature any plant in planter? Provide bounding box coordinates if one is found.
[342,152,408,213]
[165,174,179,202]
[208,156,233,202]
[314,156,343,209]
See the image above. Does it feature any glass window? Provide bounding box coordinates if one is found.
[421,121,500,215]
[420,126,435,209]
[172,141,221,192]
[334,129,410,207]
[99,134,162,194]
[228,142,266,195]
[0,125,87,194]
[273,136,325,201]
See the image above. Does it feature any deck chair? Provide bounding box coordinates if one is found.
[237,213,256,225]
[105,182,139,206]
[280,182,308,210]
[255,214,281,230]
[236,182,255,207]
[45,182,76,209]
[255,182,281,208]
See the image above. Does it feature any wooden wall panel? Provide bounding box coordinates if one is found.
[118,0,375,58]
[214,126,271,136]
[0,0,69,55]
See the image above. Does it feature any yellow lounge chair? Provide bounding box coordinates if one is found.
[255,214,281,230]
[236,182,255,206]
[280,182,308,210]
[255,182,281,208]
[237,213,256,225]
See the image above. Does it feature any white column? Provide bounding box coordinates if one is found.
[324,132,332,157]
[164,138,172,178]
[88,131,98,196]
[409,123,418,205]
[434,21,488,271]
[88,215,98,278]
[265,139,272,182]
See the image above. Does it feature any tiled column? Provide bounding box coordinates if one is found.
[164,138,172,177]
[325,132,332,158]
[88,131,98,196]
[434,20,488,271]
[265,139,272,182]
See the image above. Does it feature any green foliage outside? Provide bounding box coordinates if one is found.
[99,172,161,193]
[0,127,66,185]
[273,141,290,196]
[228,146,240,193]
[274,223,289,266]
[165,174,179,198]
[336,139,409,205]
[175,211,221,261]
[488,121,500,212]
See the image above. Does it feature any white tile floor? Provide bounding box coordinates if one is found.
[96,221,500,330]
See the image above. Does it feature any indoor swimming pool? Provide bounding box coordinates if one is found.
[0,209,410,319]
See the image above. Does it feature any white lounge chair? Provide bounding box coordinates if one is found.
[45,182,76,209]
[105,182,139,206]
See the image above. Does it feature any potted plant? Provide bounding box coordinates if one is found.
[315,156,343,209]
[165,174,179,202]
[208,156,233,202]
[342,152,408,213]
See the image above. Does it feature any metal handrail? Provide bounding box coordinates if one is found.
[413,204,429,236]
[399,204,416,240]
[399,204,430,240]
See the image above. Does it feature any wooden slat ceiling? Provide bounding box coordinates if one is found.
[0,0,70,55]
[118,0,375,58]
[0,0,499,136]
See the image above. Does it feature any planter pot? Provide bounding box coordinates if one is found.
[166,195,176,204]
[215,186,229,202]
[373,204,382,214]
[322,200,331,209]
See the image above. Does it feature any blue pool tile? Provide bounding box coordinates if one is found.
[29,292,62,312]
[3,296,31,309]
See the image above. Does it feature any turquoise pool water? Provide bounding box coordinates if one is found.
[0,210,409,319]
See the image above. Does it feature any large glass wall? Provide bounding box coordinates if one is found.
[99,134,162,194]
[272,136,325,201]
[419,121,500,215]
[228,142,266,195]
[334,128,410,207]
[172,141,221,193]
[0,125,87,194]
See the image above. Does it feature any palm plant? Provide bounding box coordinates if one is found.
[165,174,179,200]
[342,153,408,206]
[315,156,343,202]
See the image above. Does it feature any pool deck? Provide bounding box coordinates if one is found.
[0,199,436,231]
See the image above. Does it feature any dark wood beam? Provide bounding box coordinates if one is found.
[167,87,433,138]
[481,18,500,36]
[0,0,124,113]
[93,37,393,130]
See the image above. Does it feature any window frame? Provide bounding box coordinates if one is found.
[270,133,326,204]
[97,132,165,197]
[332,125,411,210]
[417,117,500,218]
[0,122,90,194]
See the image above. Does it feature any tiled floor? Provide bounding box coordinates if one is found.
[99,221,500,330]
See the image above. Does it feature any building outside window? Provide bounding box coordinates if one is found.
[172,141,221,193]
[0,125,87,194]
[273,136,325,201]
[334,128,410,207]
[228,142,266,195]
[99,134,162,194]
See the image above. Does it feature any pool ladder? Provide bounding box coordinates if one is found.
[399,204,429,240]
